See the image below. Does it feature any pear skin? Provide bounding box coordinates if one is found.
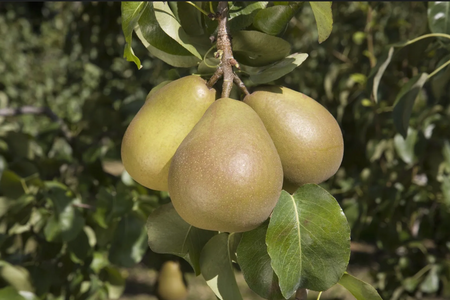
[168,98,283,233]
[121,76,216,191]
[244,86,344,187]
[157,261,187,300]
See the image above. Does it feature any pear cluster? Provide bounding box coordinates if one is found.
[121,76,344,233]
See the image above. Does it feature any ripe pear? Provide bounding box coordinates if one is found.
[157,261,188,300]
[244,86,344,188]
[121,76,216,191]
[168,98,283,233]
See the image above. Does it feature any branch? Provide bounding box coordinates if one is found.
[206,1,249,98]
[0,106,73,142]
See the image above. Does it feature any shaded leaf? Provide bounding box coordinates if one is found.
[266,185,350,298]
[338,272,383,300]
[248,53,308,84]
[368,47,394,103]
[428,2,450,34]
[200,233,243,300]
[108,212,148,268]
[43,184,84,243]
[393,73,428,138]
[431,55,450,99]
[121,2,148,69]
[442,176,450,209]
[103,266,126,299]
[232,31,291,67]
[68,229,92,265]
[254,2,303,36]
[309,2,333,43]
[146,203,216,275]
[228,2,268,33]
[236,222,284,300]
[153,2,207,59]
[0,170,25,199]
[92,187,133,229]
[177,2,204,36]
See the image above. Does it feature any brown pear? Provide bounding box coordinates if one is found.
[168,98,283,233]
[157,261,187,300]
[121,76,215,191]
[244,86,344,188]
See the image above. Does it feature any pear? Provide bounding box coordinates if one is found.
[244,86,344,188]
[168,98,283,233]
[121,76,216,191]
[157,261,188,300]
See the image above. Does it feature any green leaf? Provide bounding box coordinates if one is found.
[0,261,34,293]
[146,203,216,275]
[232,30,291,67]
[309,2,333,43]
[428,2,450,34]
[0,287,27,300]
[442,176,450,209]
[43,184,85,243]
[247,53,308,84]
[368,47,394,103]
[236,222,284,300]
[266,185,351,298]
[393,73,429,138]
[420,265,439,293]
[103,266,126,299]
[200,233,243,300]
[338,272,383,300]
[394,129,418,165]
[121,2,149,69]
[135,4,200,68]
[177,2,204,36]
[68,229,92,265]
[0,170,25,199]
[92,187,133,229]
[253,2,303,36]
[153,2,207,59]
[108,212,148,268]
[228,2,268,33]
[431,54,450,99]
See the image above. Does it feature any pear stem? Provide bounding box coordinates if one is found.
[206,1,249,98]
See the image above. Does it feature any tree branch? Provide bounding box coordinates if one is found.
[0,106,73,142]
[206,1,249,98]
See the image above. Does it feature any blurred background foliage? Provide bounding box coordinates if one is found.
[0,1,449,300]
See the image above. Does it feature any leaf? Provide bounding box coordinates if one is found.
[236,222,284,300]
[393,73,429,138]
[68,229,92,265]
[248,53,308,84]
[428,2,450,34]
[228,2,269,33]
[0,170,25,199]
[153,2,207,59]
[431,55,450,99]
[338,272,383,300]
[146,203,216,275]
[43,184,85,243]
[254,2,303,36]
[177,2,204,36]
[0,261,34,293]
[309,2,333,43]
[200,233,243,300]
[393,129,418,165]
[92,187,133,229]
[108,212,148,268]
[103,266,126,299]
[420,265,439,293]
[368,47,394,103]
[232,30,291,67]
[121,2,149,69]
[266,185,351,298]
[0,287,27,300]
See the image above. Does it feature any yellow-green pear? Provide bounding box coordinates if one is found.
[244,86,344,188]
[157,261,187,300]
[168,98,283,233]
[121,76,216,191]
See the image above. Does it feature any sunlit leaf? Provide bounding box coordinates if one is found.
[393,73,428,138]
[309,2,333,43]
[0,287,27,300]
[0,261,34,293]
[266,185,350,298]
[394,129,418,165]
[103,266,126,299]
[200,233,243,300]
[247,53,308,84]
[368,47,394,103]
[146,203,216,275]
[236,222,284,300]
[338,272,383,300]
